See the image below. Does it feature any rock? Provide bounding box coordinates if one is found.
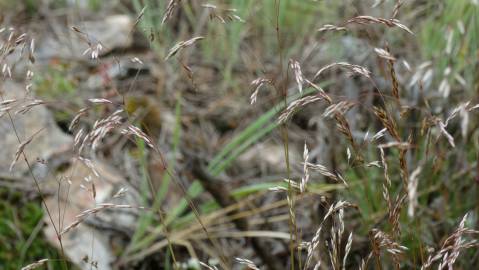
[0,81,140,270]
[36,15,133,61]
[339,36,370,64]
[0,81,72,177]
[238,142,301,174]
[43,160,139,270]
[82,15,133,54]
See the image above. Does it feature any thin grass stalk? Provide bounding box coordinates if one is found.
[273,1,299,269]
[0,93,69,270]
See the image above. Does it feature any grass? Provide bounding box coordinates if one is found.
[0,188,74,270]
[1,0,479,269]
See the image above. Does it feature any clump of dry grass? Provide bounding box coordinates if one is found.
[3,0,479,269]
[202,4,245,23]
[421,214,479,270]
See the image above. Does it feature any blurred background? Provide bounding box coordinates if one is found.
[0,0,478,269]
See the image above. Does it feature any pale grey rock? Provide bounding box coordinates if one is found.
[36,15,133,61]
[0,80,72,177]
[43,160,139,270]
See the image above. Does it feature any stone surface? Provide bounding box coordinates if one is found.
[0,80,72,177]
[36,15,133,61]
[43,160,139,270]
[238,142,301,174]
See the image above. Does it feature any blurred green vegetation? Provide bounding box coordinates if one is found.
[1,0,478,269]
[0,188,66,270]
[419,0,478,95]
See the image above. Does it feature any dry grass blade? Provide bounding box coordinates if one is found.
[15,99,45,115]
[322,101,355,118]
[317,24,347,33]
[199,261,219,270]
[379,147,391,187]
[407,166,422,217]
[314,62,372,80]
[82,43,103,59]
[371,229,408,255]
[78,156,99,177]
[289,59,305,93]
[74,129,85,149]
[342,232,353,270]
[132,5,147,29]
[88,98,113,104]
[300,143,310,193]
[165,36,204,60]
[305,161,345,185]
[0,98,16,106]
[21,259,49,270]
[121,124,155,149]
[162,0,180,25]
[372,128,387,141]
[202,4,245,23]
[61,204,146,235]
[0,99,16,116]
[9,127,44,171]
[468,104,479,112]
[374,48,396,61]
[378,141,412,150]
[250,77,272,104]
[389,194,407,237]
[421,214,479,270]
[113,187,128,199]
[304,201,357,269]
[69,107,89,131]
[347,16,413,34]
[437,120,455,148]
[235,257,260,270]
[80,109,124,152]
[391,0,404,19]
[334,114,360,160]
[304,78,332,103]
[383,45,401,105]
[373,106,401,141]
[445,101,470,126]
[278,94,324,124]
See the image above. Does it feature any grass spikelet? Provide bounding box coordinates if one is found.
[165,36,204,60]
